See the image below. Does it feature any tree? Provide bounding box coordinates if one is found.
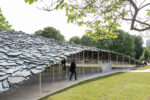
[78,29,135,56]
[81,35,96,47]
[106,30,135,56]
[69,29,140,57]
[69,29,144,58]
[140,46,150,61]
[34,27,65,41]
[69,36,81,44]
[25,0,150,39]
[0,8,12,30]
[134,35,143,59]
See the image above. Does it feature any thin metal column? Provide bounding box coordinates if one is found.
[79,52,81,76]
[110,52,112,70]
[76,53,78,75]
[53,65,55,85]
[66,57,68,80]
[98,51,100,73]
[123,55,124,67]
[39,72,41,97]
[109,53,111,62]
[87,50,89,75]
[59,62,61,79]
[83,51,85,76]
[102,51,104,72]
[92,50,93,73]
[117,53,118,70]
[108,52,109,63]
[76,53,77,62]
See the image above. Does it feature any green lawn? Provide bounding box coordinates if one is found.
[40,72,150,100]
[136,65,150,70]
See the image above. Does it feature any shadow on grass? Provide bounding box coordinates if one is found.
[39,72,125,100]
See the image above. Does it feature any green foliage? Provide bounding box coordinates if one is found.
[69,29,143,58]
[34,27,65,41]
[83,30,135,56]
[69,30,136,57]
[24,0,125,39]
[0,8,12,30]
[146,9,150,16]
[24,0,38,4]
[69,36,81,44]
[81,35,96,47]
[25,0,150,40]
[99,30,135,56]
[62,0,125,39]
[69,29,144,58]
[134,36,143,59]
[140,46,150,61]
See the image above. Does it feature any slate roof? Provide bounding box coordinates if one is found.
[0,30,139,93]
[0,30,103,93]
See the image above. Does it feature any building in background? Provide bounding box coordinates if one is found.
[146,39,150,47]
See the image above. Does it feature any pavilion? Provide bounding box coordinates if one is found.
[0,30,142,98]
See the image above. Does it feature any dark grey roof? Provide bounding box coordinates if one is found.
[0,30,102,92]
[0,30,139,93]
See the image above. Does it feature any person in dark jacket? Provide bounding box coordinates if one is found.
[61,58,66,70]
[69,60,77,80]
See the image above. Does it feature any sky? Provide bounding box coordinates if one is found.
[0,0,149,45]
[0,0,86,40]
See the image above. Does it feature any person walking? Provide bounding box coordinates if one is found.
[69,59,77,80]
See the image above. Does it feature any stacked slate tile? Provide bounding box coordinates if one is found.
[0,30,99,93]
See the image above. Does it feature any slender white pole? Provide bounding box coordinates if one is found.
[76,53,78,75]
[53,65,55,85]
[92,50,93,73]
[101,51,103,62]
[83,51,85,76]
[76,53,77,62]
[102,51,103,71]
[59,63,61,79]
[123,55,124,67]
[117,54,118,70]
[109,53,111,62]
[39,72,41,97]
[66,57,68,80]
[108,52,109,63]
[110,52,112,70]
[97,51,99,73]
[79,52,80,75]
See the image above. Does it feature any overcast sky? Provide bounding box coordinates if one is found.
[0,0,149,45]
[0,0,87,40]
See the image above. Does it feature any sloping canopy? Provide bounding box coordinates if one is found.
[0,30,139,93]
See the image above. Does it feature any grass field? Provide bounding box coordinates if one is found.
[136,65,150,70]
[39,72,150,100]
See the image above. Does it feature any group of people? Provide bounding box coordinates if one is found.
[61,59,77,80]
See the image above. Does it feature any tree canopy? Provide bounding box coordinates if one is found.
[0,8,12,30]
[69,36,81,44]
[140,46,150,61]
[134,35,143,59]
[25,0,150,39]
[69,29,143,58]
[34,26,65,41]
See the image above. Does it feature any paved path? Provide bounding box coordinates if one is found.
[0,69,130,100]
[126,68,150,72]
[1,68,150,100]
